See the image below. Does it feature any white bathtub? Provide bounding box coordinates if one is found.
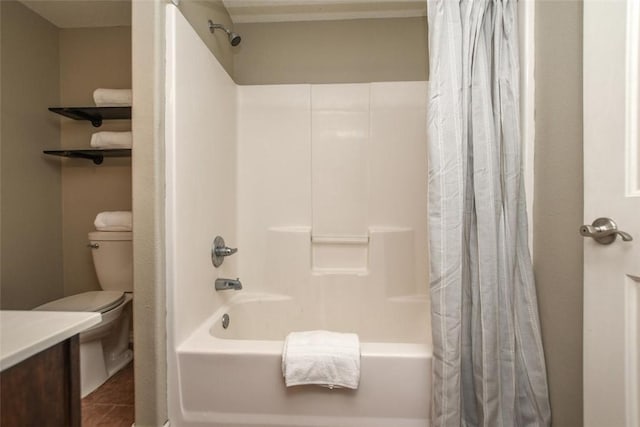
[176,292,432,427]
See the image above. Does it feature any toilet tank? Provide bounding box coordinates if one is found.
[88,231,133,292]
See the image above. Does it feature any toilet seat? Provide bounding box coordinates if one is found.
[34,291,125,314]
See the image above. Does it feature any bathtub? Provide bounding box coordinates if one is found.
[175,292,432,427]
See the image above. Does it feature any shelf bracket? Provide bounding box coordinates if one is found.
[69,110,102,127]
[73,152,104,164]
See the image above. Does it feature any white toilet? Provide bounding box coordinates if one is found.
[35,230,133,397]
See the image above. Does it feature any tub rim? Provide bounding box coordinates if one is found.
[177,292,433,358]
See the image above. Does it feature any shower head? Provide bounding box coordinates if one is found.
[208,20,242,46]
[228,32,241,47]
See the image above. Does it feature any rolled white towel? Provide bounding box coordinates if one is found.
[93,88,132,107]
[282,330,360,389]
[94,211,132,231]
[90,131,132,149]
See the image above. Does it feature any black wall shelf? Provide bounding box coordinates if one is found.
[43,149,131,165]
[48,106,131,127]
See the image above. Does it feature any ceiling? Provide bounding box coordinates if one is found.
[18,0,131,28]
[221,0,427,23]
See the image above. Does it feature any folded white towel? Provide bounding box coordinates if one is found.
[90,131,132,149]
[94,211,132,231]
[282,330,360,389]
[93,88,132,107]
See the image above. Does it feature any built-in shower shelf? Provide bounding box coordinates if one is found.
[43,148,131,165]
[48,106,131,127]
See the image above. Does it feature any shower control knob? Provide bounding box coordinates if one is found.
[580,217,633,245]
[215,246,237,257]
[211,235,238,267]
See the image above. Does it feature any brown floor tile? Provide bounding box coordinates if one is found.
[81,404,114,427]
[82,361,134,426]
[95,405,134,427]
[83,363,134,405]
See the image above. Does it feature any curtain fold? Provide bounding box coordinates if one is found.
[426,1,551,426]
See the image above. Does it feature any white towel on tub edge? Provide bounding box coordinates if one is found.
[282,330,360,389]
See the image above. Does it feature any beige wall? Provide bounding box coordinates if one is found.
[0,1,63,309]
[534,1,584,426]
[0,7,132,304]
[177,0,235,77]
[59,27,132,297]
[175,5,428,85]
[234,17,428,84]
[132,0,167,425]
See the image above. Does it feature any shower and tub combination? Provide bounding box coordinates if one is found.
[165,5,431,426]
[164,0,554,425]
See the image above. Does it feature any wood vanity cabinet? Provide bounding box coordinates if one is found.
[0,335,81,427]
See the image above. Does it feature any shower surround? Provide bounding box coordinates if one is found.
[165,5,430,426]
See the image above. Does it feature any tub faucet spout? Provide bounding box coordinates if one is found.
[215,277,242,291]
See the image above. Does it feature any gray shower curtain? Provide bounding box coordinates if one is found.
[426,1,551,426]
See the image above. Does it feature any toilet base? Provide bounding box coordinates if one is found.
[79,295,133,397]
[80,342,133,397]
[80,340,109,397]
[107,348,133,377]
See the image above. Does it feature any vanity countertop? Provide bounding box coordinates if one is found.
[0,310,101,371]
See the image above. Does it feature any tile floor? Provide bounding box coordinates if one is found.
[81,362,134,427]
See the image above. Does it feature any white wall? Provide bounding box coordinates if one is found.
[236,85,311,289]
[165,5,237,420]
[237,82,429,300]
[166,4,238,349]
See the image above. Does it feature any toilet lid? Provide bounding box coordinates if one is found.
[34,291,125,313]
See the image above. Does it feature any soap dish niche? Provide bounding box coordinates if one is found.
[310,234,369,275]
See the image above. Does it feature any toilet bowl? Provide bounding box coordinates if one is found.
[34,231,133,397]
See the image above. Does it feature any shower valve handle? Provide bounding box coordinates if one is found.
[211,235,238,267]
[215,246,237,257]
[580,217,633,245]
